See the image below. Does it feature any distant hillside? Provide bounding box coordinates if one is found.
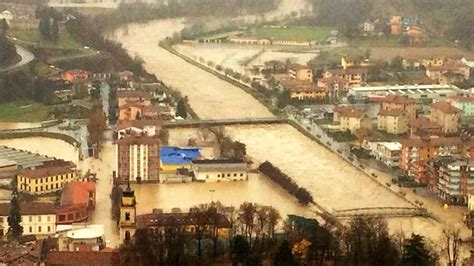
[310,0,474,48]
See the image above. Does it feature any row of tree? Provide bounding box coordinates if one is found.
[258,161,313,205]
[0,19,18,66]
[36,7,60,41]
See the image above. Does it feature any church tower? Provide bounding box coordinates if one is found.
[119,183,136,243]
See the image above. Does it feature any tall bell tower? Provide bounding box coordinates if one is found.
[119,183,136,243]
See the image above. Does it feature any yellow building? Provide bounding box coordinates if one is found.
[17,164,78,195]
[429,101,460,134]
[0,202,56,237]
[323,68,368,88]
[288,64,313,82]
[377,109,408,134]
[333,106,371,133]
[381,95,417,122]
[119,184,136,243]
[341,56,370,70]
[422,58,443,68]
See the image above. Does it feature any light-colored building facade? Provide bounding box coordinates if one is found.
[333,106,370,133]
[448,96,474,117]
[192,159,248,182]
[17,163,78,195]
[56,224,106,251]
[288,64,313,82]
[119,185,136,243]
[323,68,368,88]
[0,202,56,237]
[377,109,408,134]
[115,135,160,183]
[380,95,417,122]
[429,101,460,134]
[371,142,402,167]
[348,84,461,101]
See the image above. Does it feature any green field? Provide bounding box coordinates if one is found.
[0,101,52,122]
[10,27,83,50]
[252,26,332,42]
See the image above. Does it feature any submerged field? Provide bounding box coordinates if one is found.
[252,26,331,42]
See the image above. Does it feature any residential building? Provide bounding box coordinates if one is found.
[425,57,470,84]
[422,58,443,68]
[390,16,401,34]
[341,56,370,70]
[118,102,160,120]
[377,109,408,134]
[56,224,106,251]
[17,162,78,195]
[117,90,152,108]
[348,84,461,101]
[288,64,313,82]
[407,26,422,45]
[362,22,375,33]
[448,96,474,117]
[280,80,325,101]
[115,119,162,139]
[409,117,442,137]
[45,250,118,266]
[429,101,460,134]
[0,202,57,237]
[118,71,134,81]
[160,147,202,174]
[370,142,402,167]
[380,95,417,122]
[119,184,136,243]
[115,135,160,183]
[192,159,248,182]
[428,157,474,204]
[60,70,89,83]
[400,136,473,184]
[333,106,371,133]
[136,210,232,239]
[317,76,349,100]
[57,181,96,225]
[323,68,368,88]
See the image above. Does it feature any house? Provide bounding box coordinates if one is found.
[429,101,460,134]
[412,75,437,85]
[409,117,442,137]
[117,90,152,108]
[341,56,370,70]
[228,36,271,45]
[380,95,417,122]
[323,68,368,88]
[407,26,423,45]
[428,157,474,204]
[448,96,474,117]
[402,58,422,70]
[362,22,375,33]
[333,106,371,133]
[370,142,402,167]
[317,76,349,100]
[280,80,326,101]
[118,71,134,82]
[422,58,443,68]
[288,64,313,82]
[400,136,473,184]
[0,10,13,25]
[390,16,401,34]
[56,181,96,225]
[17,162,79,195]
[56,224,106,251]
[136,210,232,239]
[0,201,57,237]
[160,147,201,174]
[377,109,408,134]
[45,250,118,266]
[192,159,248,182]
[425,57,470,84]
[115,135,160,183]
[118,102,160,121]
[115,119,162,139]
[60,70,89,83]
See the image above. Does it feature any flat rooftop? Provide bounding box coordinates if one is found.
[0,146,56,169]
[350,84,460,92]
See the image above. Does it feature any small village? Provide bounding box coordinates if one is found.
[0,0,473,265]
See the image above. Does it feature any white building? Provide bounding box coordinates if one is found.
[56,224,105,251]
[115,119,162,139]
[369,142,402,168]
[192,159,248,182]
[0,202,56,237]
[348,84,461,101]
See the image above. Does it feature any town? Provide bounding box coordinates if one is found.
[0,0,473,265]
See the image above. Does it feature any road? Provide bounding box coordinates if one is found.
[0,45,34,73]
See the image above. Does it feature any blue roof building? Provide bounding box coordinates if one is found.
[160,147,202,165]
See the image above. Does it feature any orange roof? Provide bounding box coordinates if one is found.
[400,136,465,147]
[20,165,74,179]
[410,117,441,129]
[116,90,151,99]
[431,101,459,114]
[115,135,159,145]
[334,106,365,118]
[60,181,95,207]
[378,108,404,117]
[450,95,474,103]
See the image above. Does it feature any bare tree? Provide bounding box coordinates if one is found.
[239,202,256,249]
[443,227,461,266]
[267,206,281,239]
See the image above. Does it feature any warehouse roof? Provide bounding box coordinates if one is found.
[160,147,201,165]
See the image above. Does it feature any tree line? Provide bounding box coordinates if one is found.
[258,161,313,205]
[0,19,18,66]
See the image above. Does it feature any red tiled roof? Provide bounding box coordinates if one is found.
[410,117,441,129]
[115,119,162,131]
[60,181,95,207]
[378,108,404,117]
[400,136,465,147]
[20,165,74,179]
[413,75,437,85]
[334,106,365,118]
[45,251,118,265]
[450,95,474,103]
[383,95,416,105]
[116,90,151,99]
[115,135,159,145]
[431,101,459,114]
[0,202,56,216]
